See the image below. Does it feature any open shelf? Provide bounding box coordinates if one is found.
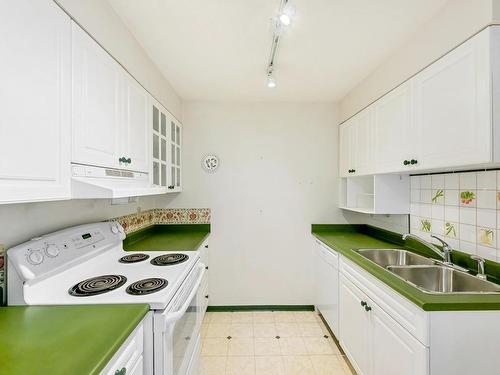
[340,174,409,215]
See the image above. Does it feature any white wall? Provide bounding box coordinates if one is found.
[339,0,498,122]
[55,0,182,118]
[158,101,345,305]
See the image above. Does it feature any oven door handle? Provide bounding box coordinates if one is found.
[162,263,206,326]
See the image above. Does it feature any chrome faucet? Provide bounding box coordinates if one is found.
[470,255,487,280]
[401,233,453,264]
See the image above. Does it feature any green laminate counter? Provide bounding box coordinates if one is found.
[123,224,210,252]
[312,224,500,311]
[0,304,149,375]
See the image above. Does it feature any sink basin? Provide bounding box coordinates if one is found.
[354,249,437,267]
[387,265,500,294]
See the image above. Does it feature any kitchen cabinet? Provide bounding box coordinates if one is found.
[0,0,71,204]
[339,26,500,176]
[123,74,149,173]
[72,23,149,173]
[414,29,491,170]
[169,116,183,192]
[339,109,373,177]
[373,81,414,173]
[339,275,370,375]
[72,22,122,170]
[150,100,183,191]
[315,240,339,335]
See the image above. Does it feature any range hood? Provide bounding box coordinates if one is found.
[71,164,166,199]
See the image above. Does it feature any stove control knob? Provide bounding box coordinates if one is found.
[45,244,60,258]
[110,225,119,234]
[27,250,44,265]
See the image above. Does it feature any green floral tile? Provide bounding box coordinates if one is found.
[460,190,476,206]
[477,227,495,248]
[431,189,444,204]
[420,219,431,232]
[445,222,458,238]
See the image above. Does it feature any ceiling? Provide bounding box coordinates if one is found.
[108,0,448,102]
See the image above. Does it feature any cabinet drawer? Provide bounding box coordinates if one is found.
[340,256,429,346]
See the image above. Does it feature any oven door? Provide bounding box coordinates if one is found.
[154,261,205,375]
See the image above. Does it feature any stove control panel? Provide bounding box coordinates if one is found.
[7,222,125,281]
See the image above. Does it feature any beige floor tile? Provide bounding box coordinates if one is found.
[253,323,277,338]
[210,312,233,324]
[206,323,231,338]
[202,338,229,356]
[226,356,256,375]
[310,355,351,375]
[200,356,227,375]
[201,324,209,338]
[255,356,285,375]
[203,312,214,324]
[232,312,254,323]
[254,337,282,356]
[298,322,325,337]
[282,356,315,375]
[273,311,296,323]
[276,322,301,337]
[253,312,275,323]
[230,323,254,338]
[293,311,318,323]
[279,337,309,355]
[228,338,255,356]
[303,337,336,355]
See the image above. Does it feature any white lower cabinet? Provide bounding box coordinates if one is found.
[101,313,152,375]
[339,275,370,375]
[340,274,427,375]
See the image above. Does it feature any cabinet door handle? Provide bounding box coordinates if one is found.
[360,301,367,307]
[168,185,175,189]
[205,295,209,299]
[119,157,126,163]
[126,158,132,164]
[410,159,418,165]
[403,160,409,165]
[364,305,372,312]
[114,368,126,375]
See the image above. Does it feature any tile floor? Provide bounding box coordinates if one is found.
[200,311,354,375]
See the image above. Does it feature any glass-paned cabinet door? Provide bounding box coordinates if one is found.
[151,102,169,188]
[169,117,182,191]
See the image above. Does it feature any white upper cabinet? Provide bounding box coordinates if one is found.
[373,81,414,173]
[0,0,71,204]
[168,116,182,192]
[414,29,491,170]
[72,23,149,173]
[339,109,373,177]
[339,26,498,176]
[122,74,149,172]
[72,23,122,169]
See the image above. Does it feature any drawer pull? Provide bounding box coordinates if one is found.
[114,368,126,375]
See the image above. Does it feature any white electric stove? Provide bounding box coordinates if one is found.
[7,221,208,375]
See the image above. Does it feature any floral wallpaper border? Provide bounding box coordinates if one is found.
[108,208,211,234]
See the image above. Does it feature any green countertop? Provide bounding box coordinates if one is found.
[312,224,500,311]
[0,304,149,375]
[123,224,210,252]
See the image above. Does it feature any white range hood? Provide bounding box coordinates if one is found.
[71,164,166,199]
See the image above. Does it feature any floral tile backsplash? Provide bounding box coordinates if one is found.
[410,171,500,262]
[109,208,211,234]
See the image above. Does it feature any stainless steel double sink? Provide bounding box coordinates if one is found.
[354,249,500,294]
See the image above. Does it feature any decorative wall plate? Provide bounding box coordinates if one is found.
[202,154,220,173]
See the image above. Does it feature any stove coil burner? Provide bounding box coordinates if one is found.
[150,253,189,266]
[126,278,168,295]
[68,275,127,297]
[119,253,150,264]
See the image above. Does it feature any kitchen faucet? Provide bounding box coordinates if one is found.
[401,233,453,264]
